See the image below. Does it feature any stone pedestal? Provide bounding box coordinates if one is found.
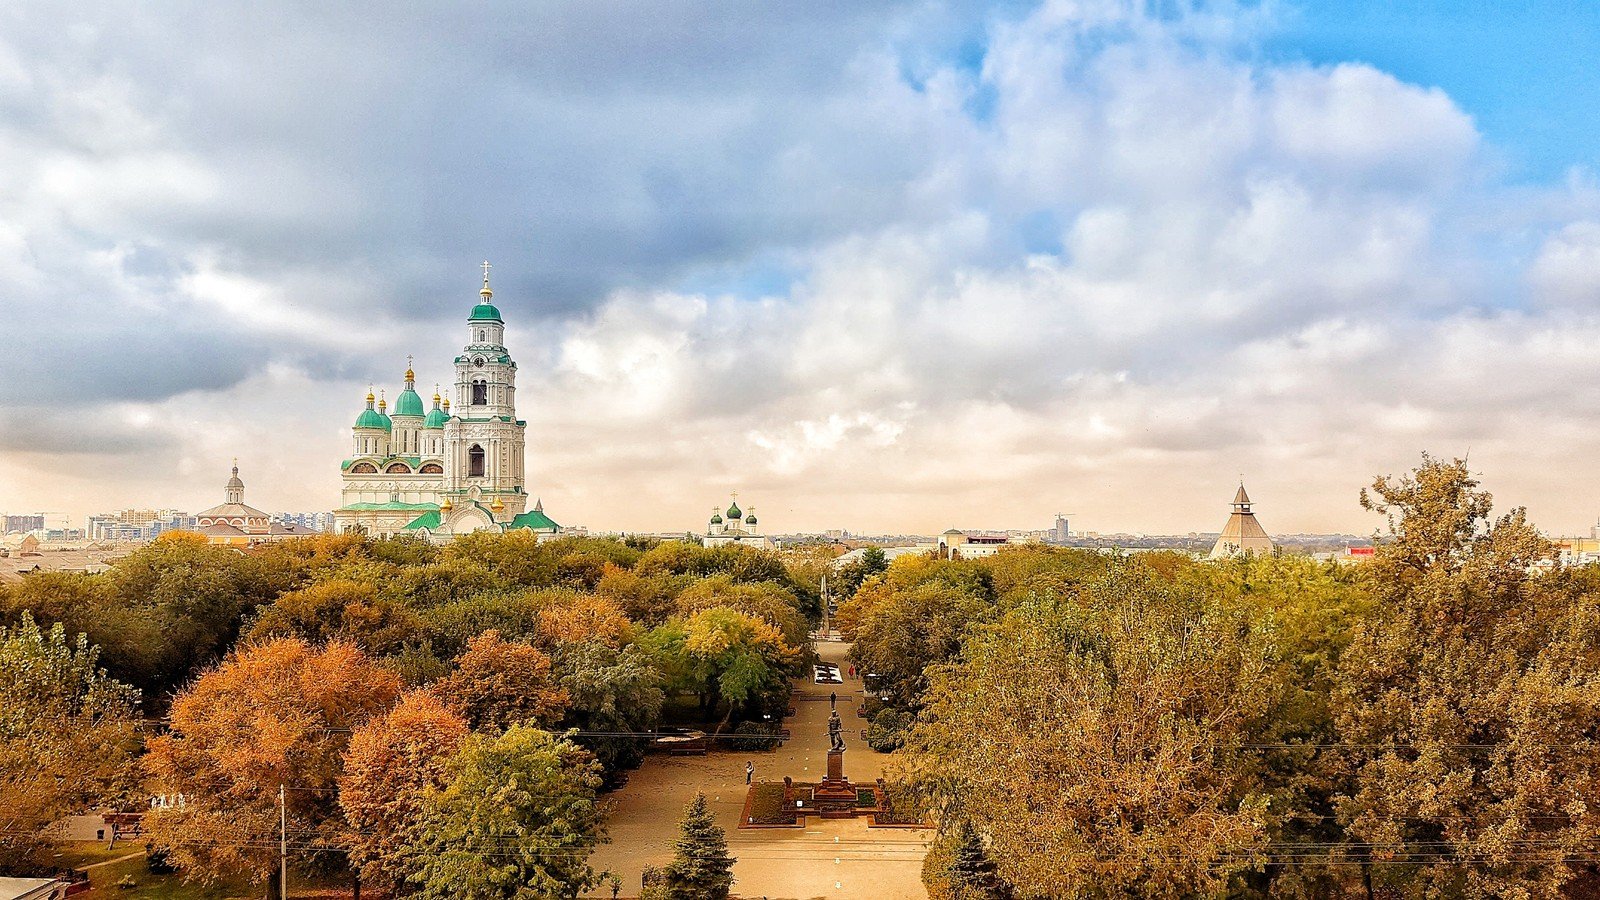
[813,749,858,818]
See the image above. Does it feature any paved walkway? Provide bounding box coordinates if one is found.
[584,638,929,899]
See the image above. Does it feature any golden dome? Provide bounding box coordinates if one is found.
[490,496,504,511]
[440,496,453,510]
[405,367,415,381]
[442,398,451,409]
[365,391,375,403]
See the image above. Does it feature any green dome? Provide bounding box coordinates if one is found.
[394,388,425,417]
[469,302,503,323]
[355,407,390,431]
[745,514,757,525]
[424,407,449,429]
[726,501,742,519]
[710,512,723,524]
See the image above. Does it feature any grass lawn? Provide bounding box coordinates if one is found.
[44,841,138,869]
[85,854,255,899]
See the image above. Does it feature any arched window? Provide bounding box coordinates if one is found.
[468,445,486,477]
[385,462,411,474]
[351,463,377,474]
[471,379,488,406]
[420,462,443,474]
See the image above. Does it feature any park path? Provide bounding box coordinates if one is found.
[583,638,929,899]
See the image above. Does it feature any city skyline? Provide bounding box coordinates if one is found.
[5,2,1600,535]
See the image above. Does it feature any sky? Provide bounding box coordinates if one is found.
[3,0,1600,537]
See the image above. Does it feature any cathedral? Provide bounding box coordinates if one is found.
[332,265,560,542]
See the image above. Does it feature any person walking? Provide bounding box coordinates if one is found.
[745,761,754,784]
[830,691,837,708]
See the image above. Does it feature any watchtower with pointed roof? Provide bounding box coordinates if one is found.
[1209,483,1274,558]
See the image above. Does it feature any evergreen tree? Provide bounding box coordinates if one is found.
[662,793,735,900]
[949,820,1011,899]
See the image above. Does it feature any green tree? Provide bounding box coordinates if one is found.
[0,614,140,871]
[555,642,666,780]
[643,608,799,722]
[398,726,605,900]
[939,820,1011,899]
[661,793,735,900]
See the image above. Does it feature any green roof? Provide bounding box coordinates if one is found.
[401,511,440,530]
[509,509,560,531]
[424,407,449,429]
[393,388,425,417]
[355,407,390,431]
[469,302,503,322]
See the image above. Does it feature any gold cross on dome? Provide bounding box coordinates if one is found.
[481,260,492,282]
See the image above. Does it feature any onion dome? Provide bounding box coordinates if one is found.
[469,265,503,323]
[725,497,742,520]
[376,393,394,429]
[745,507,757,526]
[393,366,425,417]
[355,391,390,431]
[710,507,723,525]
[490,496,505,512]
[440,495,453,511]
[424,389,449,429]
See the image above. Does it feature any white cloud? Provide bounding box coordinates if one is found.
[4,1,1600,536]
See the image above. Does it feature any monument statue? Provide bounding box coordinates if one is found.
[827,708,845,752]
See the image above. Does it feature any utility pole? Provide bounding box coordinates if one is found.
[279,784,287,900]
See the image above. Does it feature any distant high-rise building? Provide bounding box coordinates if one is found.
[1209,484,1274,558]
[3,514,45,534]
[1052,513,1070,543]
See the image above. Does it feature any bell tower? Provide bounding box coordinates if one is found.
[442,262,527,519]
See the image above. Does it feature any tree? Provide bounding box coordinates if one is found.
[247,578,421,654]
[339,691,470,891]
[925,820,1011,900]
[555,642,666,780]
[661,793,734,900]
[143,638,400,898]
[849,580,986,707]
[397,726,605,899]
[903,559,1276,897]
[434,630,569,731]
[642,608,799,721]
[536,593,633,649]
[1335,456,1600,898]
[0,614,140,871]
[674,575,810,648]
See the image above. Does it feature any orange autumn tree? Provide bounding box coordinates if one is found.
[535,593,632,650]
[434,630,569,731]
[143,638,400,899]
[339,690,469,891]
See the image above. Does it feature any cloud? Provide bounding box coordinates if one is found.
[3,1,1600,535]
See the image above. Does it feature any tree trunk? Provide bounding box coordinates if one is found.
[264,869,281,900]
[352,872,361,900]
[1362,862,1375,900]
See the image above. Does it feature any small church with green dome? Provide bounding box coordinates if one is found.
[703,494,770,548]
[332,264,560,542]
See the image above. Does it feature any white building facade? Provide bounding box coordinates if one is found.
[333,266,559,541]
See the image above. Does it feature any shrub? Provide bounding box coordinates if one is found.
[866,707,913,752]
